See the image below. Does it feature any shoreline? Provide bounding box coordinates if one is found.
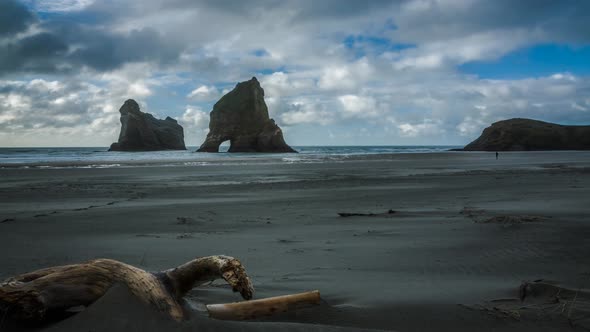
[2,150,590,169]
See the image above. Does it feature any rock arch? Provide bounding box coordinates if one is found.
[197,77,296,153]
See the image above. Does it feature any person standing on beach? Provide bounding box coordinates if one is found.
[496,152,499,160]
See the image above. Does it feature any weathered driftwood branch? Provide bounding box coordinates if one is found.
[207,290,321,320]
[0,255,254,322]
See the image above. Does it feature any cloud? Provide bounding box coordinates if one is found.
[180,105,209,129]
[0,78,119,146]
[33,0,95,12]
[318,58,374,91]
[187,85,219,101]
[397,119,444,138]
[280,100,334,125]
[99,63,155,98]
[260,72,315,97]
[457,115,488,137]
[179,105,210,145]
[338,95,378,118]
[389,28,539,72]
[0,0,35,36]
[65,27,183,71]
[1,0,590,146]
[392,0,590,44]
[0,63,167,146]
[0,2,185,76]
[0,33,68,75]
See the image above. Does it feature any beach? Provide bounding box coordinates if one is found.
[1,151,590,331]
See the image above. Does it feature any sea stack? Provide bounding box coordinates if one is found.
[197,77,296,153]
[462,118,590,151]
[109,99,186,151]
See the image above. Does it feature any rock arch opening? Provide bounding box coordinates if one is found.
[218,140,231,152]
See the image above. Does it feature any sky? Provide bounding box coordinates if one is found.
[0,0,589,147]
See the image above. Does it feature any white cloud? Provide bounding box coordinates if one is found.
[1,93,31,110]
[261,72,315,97]
[180,106,209,129]
[30,0,94,12]
[397,119,444,138]
[457,116,489,136]
[318,58,374,91]
[0,78,121,146]
[178,105,210,146]
[99,63,155,99]
[187,85,219,101]
[392,29,534,70]
[318,67,355,90]
[0,67,164,147]
[572,102,588,112]
[27,79,64,93]
[280,100,333,125]
[338,95,379,118]
[128,82,151,97]
[550,73,576,81]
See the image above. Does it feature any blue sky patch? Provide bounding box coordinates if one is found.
[250,49,270,57]
[257,66,287,75]
[459,44,590,79]
[343,34,414,58]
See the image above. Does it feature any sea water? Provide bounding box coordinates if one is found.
[0,146,460,168]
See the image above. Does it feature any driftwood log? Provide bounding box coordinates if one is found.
[0,255,254,322]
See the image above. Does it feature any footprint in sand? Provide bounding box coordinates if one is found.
[176,233,194,239]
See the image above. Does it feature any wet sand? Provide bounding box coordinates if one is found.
[1,151,590,331]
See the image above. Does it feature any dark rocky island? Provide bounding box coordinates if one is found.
[462,118,590,151]
[197,77,296,153]
[109,99,186,151]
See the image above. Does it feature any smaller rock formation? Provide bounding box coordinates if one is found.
[462,118,590,151]
[109,99,186,151]
[197,77,296,153]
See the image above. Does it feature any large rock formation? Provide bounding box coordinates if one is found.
[462,118,590,151]
[109,99,186,151]
[197,77,296,153]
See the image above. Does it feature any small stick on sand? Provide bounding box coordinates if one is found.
[207,290,321,320]
[338,209,396,217]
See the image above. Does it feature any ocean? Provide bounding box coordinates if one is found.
[0,146,461,168]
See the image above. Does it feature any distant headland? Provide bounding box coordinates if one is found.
[458,118,590,151]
